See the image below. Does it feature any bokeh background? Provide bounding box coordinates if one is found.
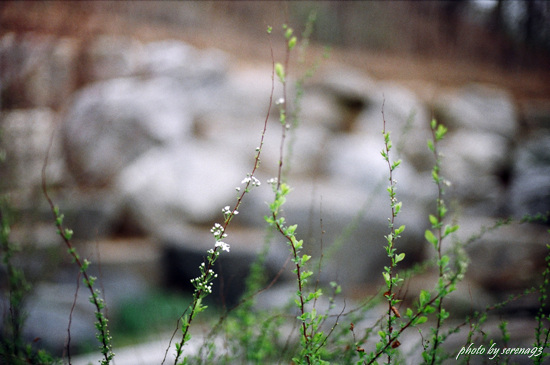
[1,1,550,363]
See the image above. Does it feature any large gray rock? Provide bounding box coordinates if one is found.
[453,216,549,299]
[510,134,550,219]
[306,66,378,132]
[62,39,235,187]
[239,176,429,291]
[440,130,511,214]
[324,133,430,202]
[142,40,228,88]
[116,141,249,233]
[355,82,433,173]
[62,77,195,186]
[435,83,518,140]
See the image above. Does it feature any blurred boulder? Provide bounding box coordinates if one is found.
[324,133,431,204]
[455,216,549,302]
[116,141,248,233]
[510,134,550,219]
[355,81,433,173]
[440,130,511,215]
[240,176,429,291]
[310,66,377,132]
[62,77,194,186]
[143,40,228,88]
[62,39,234,187]
[435,83,518,140]
[299,89,344,132]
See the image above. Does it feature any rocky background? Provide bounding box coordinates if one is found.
[1,1,550,360]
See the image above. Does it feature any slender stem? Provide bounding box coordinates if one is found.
[430,123,444,365]
[169,30,277,365]
[42,132,113,364]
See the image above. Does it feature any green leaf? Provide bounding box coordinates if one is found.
[288,36,297,50]
[285,27,293,39]
[419,289,431,307]
[414,316,428,326]
[429,214,438,227]
[392,159,402,170]
[395,224,405,235]
[275,62,285,83]
[64,228,73,240]
[395,252,405,264]
[436,124,448,140]
[382,272,390,285]
[444,224,459,237]
[424,305,435,314]
[439,255,450,269]
[432,169,439,182]
[394,202,402,215]
[286,224,298,235]
[425,230,438,246]
[427,139,434,152]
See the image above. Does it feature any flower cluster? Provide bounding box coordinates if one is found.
[215,241,230,252]
[190,268,217,295]
[222,205,238,221]
[211,223,227,240]
[242,174,261,187]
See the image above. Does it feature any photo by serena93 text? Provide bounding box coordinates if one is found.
[456,343,544,360]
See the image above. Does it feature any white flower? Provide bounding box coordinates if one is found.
[251,176,261,187]
[276,97,285,105]
[222,206,232,216]
[215,241,230,252]
[242,175,261,187]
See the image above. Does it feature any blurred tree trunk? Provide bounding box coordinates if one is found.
[489,0,504,33]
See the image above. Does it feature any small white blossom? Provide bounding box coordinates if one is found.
[215,241,230,252]
[242,175,261,187]
[276,97,285,105]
